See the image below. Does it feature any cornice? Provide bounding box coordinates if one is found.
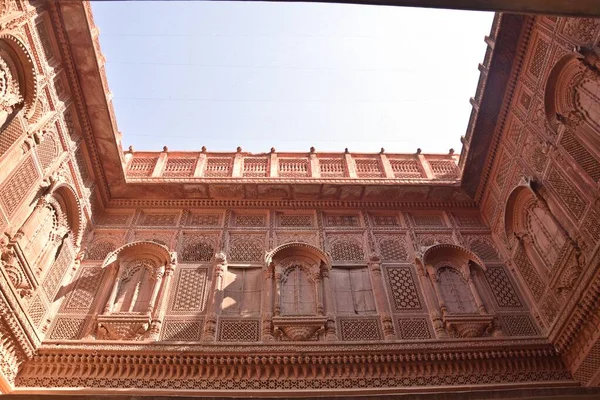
[107,198,477,210]
[461,14,534,203]
[14,339,573,394]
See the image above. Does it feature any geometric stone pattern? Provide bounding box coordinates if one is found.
[0,156,38,216]
[499,314,539,337]
[234,214,266,227]
[180,236,215,262]
[485,267,522,308]
[228,234,265,263]
[546,166,587,220]
[42,245,73,302]
[170,268,207,313]
[339,317,383,341]
[218,319,260,342]
[395,317,433,340]
[26,294,47,329]
[86,240,116,261]
[279,214,313,227]
[161,319,203,341]
[574,339,600,385]
[48,317,86,340]
[329,235,365,262]
[376,235,408,261]
[513,247,545,301]
[386,267,422,311]
[62,267,105,313]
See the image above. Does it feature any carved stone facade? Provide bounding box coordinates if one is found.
[0,1,599,397]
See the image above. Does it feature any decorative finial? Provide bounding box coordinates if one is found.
[310,146,315,153]
[201,146,207,153]
[270,147,276,153]
[163,146,168,152]
[380,147,385,154]
[344,148,349,154]
[416,148,422,155]
[449,148,455,155]
[236,146,242,153]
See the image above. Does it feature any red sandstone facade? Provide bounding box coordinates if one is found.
[0,1,600,397]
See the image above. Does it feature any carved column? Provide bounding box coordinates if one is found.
[261,262,274,341]
[148,259,176,340]
[465,270,486,314]
[425,264,449,338]
[319,262,336,341]
[367,254,396,340]
[147,265,165,314]
[203,253,227,341]
[314,268,324,316]
[104,262,122,314]
[415,261,446,338]
[273,267,282,317]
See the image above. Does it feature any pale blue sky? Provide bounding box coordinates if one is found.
[91,1,493,154]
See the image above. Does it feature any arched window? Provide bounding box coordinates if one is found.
[281,263,316,315]
[438,266,478,314]
[97,241,176,341]
[113,259,156,313]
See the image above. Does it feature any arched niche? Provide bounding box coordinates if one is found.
[0,34,38,130]
[545,51,600,138]
[9,182,82,298]
[97,241,177,341]
[505,184,566,272]
[417,244,494,338]
[265,242,332,341]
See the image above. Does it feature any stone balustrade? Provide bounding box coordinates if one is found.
[123,149,461,181]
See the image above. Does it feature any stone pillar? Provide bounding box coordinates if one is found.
[147,265,166,314]
[344,151,357,178]
[273,267,282,317]
[424,264,448,338]
[152,151,167,177]
[380,153,394,178]
[148,259,176,340]
[319,262,337,341]
[269,148,278,177]
[367,254,396,340]
[415,262,446,338]
[466,271,486,314]
[309,150,320,178]
[203,252,227,341]
[104,262,122,314]
[261,262,274,340]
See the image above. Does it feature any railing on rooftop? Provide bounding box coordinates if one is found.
[124,149,461,181]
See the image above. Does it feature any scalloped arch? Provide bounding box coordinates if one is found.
[544,53,583,132]
[266,241,331,266]
[50,183,83,247]
[504,184,537,240]
[102,240,172,269]
[0,33,38,118]
[421,243,486,272]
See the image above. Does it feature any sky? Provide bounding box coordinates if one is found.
[91,1,494,154]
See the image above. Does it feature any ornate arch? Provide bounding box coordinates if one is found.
[0,34,38,119]
[504,184,537,241]
[420,243,486,274]
[102,240,173,269]
[265,242,331,266]
[50,183,83,247]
